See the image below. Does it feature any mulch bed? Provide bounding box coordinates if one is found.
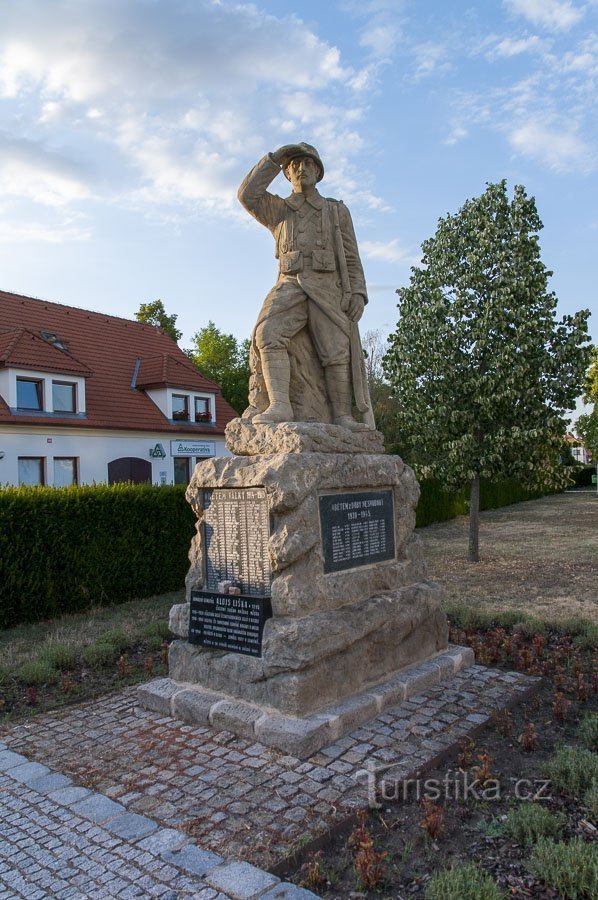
[288,622,597,898]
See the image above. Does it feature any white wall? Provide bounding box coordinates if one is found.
[0,426,232,486]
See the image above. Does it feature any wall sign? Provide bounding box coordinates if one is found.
[170,440,215,457]
[149,442,166,458]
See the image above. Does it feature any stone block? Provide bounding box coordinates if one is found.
[27,773,72,795]
[172,687,218,725]
[325,693,379,735]
[105,813,158,840]
[262,885,320,899]
[205,861,279,899]
[163,845,223,878]
[48,786,92,806]
[70,794,126,824]
[136,678,179,715]
[255,713,336,758]
[169,603,190,638]
[137,828,188,855]
[210,699,263,740]
[8,761,50,784]
[0,749,28,771]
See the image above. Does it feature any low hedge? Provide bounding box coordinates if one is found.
[0,484,195,629]
[416,477,551,527]
[567,465,595,487]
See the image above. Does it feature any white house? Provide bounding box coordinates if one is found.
[0,290,238,487]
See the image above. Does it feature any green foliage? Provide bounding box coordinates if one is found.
[17,659,60,686]
[578,713,598,752]
[576,410,598,460]
[583,347,598,404]
[416,477,548,527]
[82,642,120,669]
[186,321,250,414]
[0,484,196,629]
[568,466,595,487]
[40,644,77,671]
[0,665,8,686]
[544,747,598,797]
[385,180,591,556]
[141,621,172,650]
[529,837,598,899]
[96,629,131,653]
[584,782,598,818]
[135,299,182,343]
[424,862,505,899]
[504,802,564,847]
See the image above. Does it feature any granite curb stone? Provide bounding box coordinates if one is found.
[206,862,280,898]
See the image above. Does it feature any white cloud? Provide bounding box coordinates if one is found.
[444,125,469,145]
[505,0,584,32]
[412,42,451,81]
[509,120,595,171]
[0,219,90,243]
[0,135,91,206]
[362,238,418,265]
[491,35,545,57]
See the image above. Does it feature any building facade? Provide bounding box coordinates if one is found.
[0,291,238,487]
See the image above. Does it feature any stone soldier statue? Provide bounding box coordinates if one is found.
[238,143,375,431]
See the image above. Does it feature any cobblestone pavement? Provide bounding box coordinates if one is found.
[1,664,537,897]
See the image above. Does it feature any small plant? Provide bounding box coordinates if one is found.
[26,686,38,705]
[492,709,513,737]
[575,673,589,703]
[60,673,75,694]
[578,712,598,751]
[82,642,119,670]
[143,656,154,676]
[544,746,598,797]
[424,862,505,899]
[518,722,538,753]
[458,737,475,768]
[504,802,564,847]
[420,799,445,840]
[529,837,598,898]
[160,640,170,665]
[298,850,328,891]
[472,750,493,786]
[584,781,598,818]
[350,812,388,890]
[40,644,77,671]
[141,621,172,650]
[17,659,59,686]
[553,691,571,722]
[117,654,128,676]
[96,629,131,653]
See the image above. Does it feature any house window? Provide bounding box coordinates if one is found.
[52,381,76,413]
[194,397,212,423]
[16,378,43,410]
[18,457,45,486]
[173,457,190,484]
[54,457,78,487]
[172,394,189,421]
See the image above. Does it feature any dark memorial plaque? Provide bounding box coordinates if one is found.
[319,490,395,573]
[189,591,272,657]
[203,487,271,597]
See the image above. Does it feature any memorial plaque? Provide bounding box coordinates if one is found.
[189,590,272,657]
[319,489,395,573]
[203,487,271,597]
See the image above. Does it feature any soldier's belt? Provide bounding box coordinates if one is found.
[279,249,336,274]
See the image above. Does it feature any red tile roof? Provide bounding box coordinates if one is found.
[0,290,238,433]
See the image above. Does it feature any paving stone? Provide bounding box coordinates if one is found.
[206,861,280,898]
[6,761,51,783]
[27,773,72,794]
[105,812,159,840]
[0,749,28,770]
[70,793,127,824]
[137,828,188,854]
[261,885,319,899]
[162,845,223,877]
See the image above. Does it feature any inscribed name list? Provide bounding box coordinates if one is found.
[319,489,395,573]
[189,591,272,657]
[203,487,271,597]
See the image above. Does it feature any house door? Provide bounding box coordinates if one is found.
[107,457,152,484]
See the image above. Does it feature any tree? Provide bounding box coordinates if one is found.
[135,300,182,343]
[187,321,250,415]
[576,348,598,460]
[362,330,404,454]
[384,180,591,561]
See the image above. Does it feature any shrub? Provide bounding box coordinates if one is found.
[96,629,131,653]
[81,642,120,670]
[17,659,60,686]
[504,803,564,847]
[141,621,172,649]
[544,747,598,797]
[578,713,598,752]
[529,838,598,898]
[416,476,554,528]
[424,862,505,899]
[0,665,8,686]
[0,484,195,629]
[40,644,77,671]
[584,782,598,818]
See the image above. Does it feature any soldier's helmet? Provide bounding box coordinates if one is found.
[281,143,324,183]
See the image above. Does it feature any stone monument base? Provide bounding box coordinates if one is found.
[138,644,474,757]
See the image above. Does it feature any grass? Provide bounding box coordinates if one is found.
[503,803,564,847]
[444,600,597,639]
[578,712,598,752]
[424,862,505,899]
[529,838,598,899]
[544,747,598,797]
[0,591,182,671]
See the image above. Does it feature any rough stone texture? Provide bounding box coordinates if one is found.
[225,419,385,456]
[172,448,448,724]
[140,645,473,757]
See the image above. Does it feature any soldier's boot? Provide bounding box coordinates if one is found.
[325,363,369,431]
[253,349,294,424]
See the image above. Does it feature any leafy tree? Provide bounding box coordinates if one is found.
[135,300,182,343]
[384,180,591,561]
[362,329,404,454]
[576,411,598,460]
[187,321,250,415]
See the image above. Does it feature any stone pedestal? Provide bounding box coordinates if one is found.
[137,421,463,756]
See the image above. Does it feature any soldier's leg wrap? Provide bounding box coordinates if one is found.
[253,349,294,424]
[324,363,369,431]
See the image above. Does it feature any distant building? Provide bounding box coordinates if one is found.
[563,431,592,465]
[0,290,238,486]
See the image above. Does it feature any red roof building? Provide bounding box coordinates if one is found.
[0,290,238,486]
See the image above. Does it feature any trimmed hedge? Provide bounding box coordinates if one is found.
[0,484,195,629]
[416,477,551,527]
[568,465,595,487]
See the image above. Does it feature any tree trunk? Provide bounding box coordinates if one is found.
[468,474,480,562]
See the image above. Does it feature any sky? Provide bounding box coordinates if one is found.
[0,0,596,415]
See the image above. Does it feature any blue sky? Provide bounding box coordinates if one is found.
[0,0,596,414]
